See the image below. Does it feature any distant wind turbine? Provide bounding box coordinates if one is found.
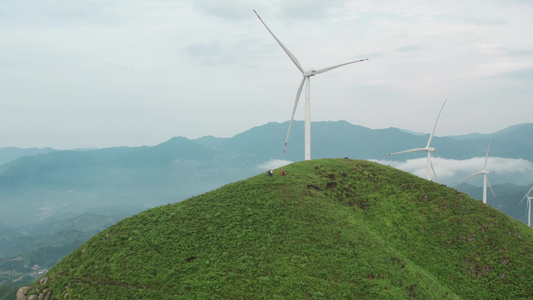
[453,134,496,204]
[254,10,368,161]
[519,187,533,227]
[385,100,447,181]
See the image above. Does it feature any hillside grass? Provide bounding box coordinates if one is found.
[34,159,533,299]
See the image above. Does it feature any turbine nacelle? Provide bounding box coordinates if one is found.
[303,70,317,77]
[482,170,490,175]
[427,147,436,152]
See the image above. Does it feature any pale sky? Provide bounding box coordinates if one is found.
[1,0,532,149]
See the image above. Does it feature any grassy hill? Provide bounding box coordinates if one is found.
[27,159,533,299]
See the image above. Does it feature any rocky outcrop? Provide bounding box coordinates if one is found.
[16,286,32,300]
[16,277,53,300]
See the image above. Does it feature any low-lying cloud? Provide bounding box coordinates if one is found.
[257,159,293,171]
[372,157,533,185]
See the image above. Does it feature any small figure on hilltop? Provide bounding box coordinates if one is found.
[268,170,273,177]
[282,170,285,176]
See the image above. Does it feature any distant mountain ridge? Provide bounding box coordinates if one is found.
[1,121,532,229]
[445,123,532,140]
[2,121,531,163]
[1,121,531,224]
[0,147,55,166]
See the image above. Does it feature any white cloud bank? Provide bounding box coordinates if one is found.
[372,157,533,185]
[257,159,293,171]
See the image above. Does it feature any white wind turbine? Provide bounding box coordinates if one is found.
[385,100,447,181]
[254,10,368,161]
[453,135,496,204]
[519,187,533,227]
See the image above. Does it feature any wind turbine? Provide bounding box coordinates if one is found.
[453,135,496,204]
[519,187,533,227]
[254,10,368,161]
[385,100,447,181]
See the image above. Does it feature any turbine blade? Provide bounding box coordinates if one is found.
[519,194,527,205]
[483,134,493,171]
[430,158,437,180]
[426,99,447,148]
[254,10,304,73]
[315,59,369,74]
[385,148,426,156]
[486,177,497,199]
[453,172,482,184]
[283,77,306,153]
[519,187,533,204]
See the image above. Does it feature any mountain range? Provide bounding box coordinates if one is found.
[1,121,532,224]
[0,121,532,291]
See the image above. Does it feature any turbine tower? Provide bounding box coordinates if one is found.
[254,10,368,161]
[454,135,496,204]
[519,187,533,227]
[385,100,447,181]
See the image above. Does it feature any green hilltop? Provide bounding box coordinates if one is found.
[27,159,533,299]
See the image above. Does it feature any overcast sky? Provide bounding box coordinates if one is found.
[1,0,532,149]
